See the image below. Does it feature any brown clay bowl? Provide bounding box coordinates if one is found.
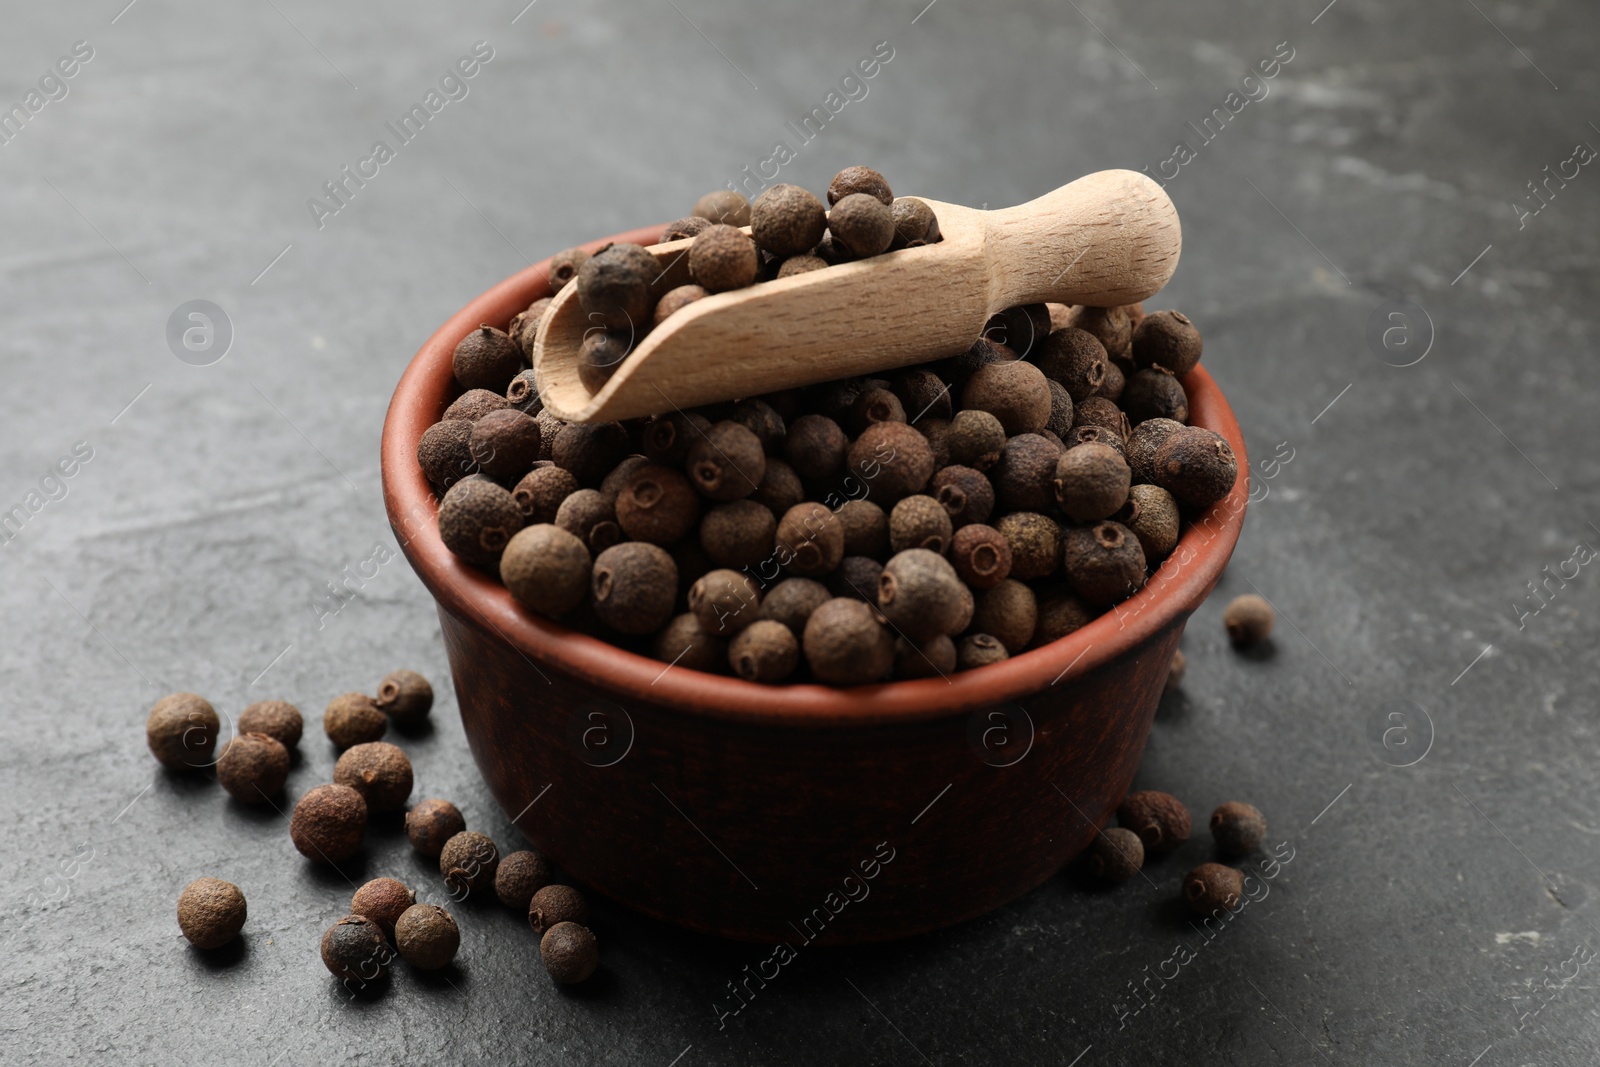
[381,225,1248,944]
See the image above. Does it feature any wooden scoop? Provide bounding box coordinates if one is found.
[533,169,1180,423]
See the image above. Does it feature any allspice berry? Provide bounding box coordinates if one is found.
[848,421,935,502]
[405,798,466,859]
[890,367,953,423]
[575,242,656,331]
[442,388,510,423]
[729,619,800,683]
[784,414,849,481]
[541,922,599,985]
[1072,397,1131,442]
[1070,425,1125,457]
[394,904,460,971]
[1033,328,1107,401]
[512,466,578,524]
[1165,648,1186,692]
[1097,359,1126,403]
[528,884,590,937]
[732,399,787,455]
[324,693,387,749]
[689,224,760,293]
[501,524,592,618]
[956,633,1009,670]
[828,165,894,206]
[615,464,700,545]
[986,304,1054,360]
[452,326,523,393]
[1031,589,1097,648]
[468,408,541,478]
[1063,521,1146,607]
[699,500,776,569]
[963,361,1052,436]
[1152,426,1237,508]
[659,217,712,244]
[946,409,1007,471]
[688,568,763,636]
[146,692,220,771]
[776,502,846,577]
[438,478,524,568]
[751,184,828,257]
[829,555,884,604]
[418,420,476,492]
[1044,379,1075,439]
[757,578,832,637]
[238,700,302,750]
[889,196,941,248]
[889,495,953,555]
[687,421,766,501]
[351,877,415,939]
[578,329,632,394]
[1184,863,1245,916]
[334,741,414,813]
[1211,801,1267,857]
[1118,484,1181,562]
[1085,827,1145,882]
[1068,305,1133,360]
[654,283,709,325]
[653,613,727,674]
[931,465,995,528]
[828,193,895,258]
[290,783,367,863]
[1122,368,1189,426]
[1222,594,1274,645]
[992,434,1063,513]
[950,524,1012,589]
[591,542,678,635]
[495,850,554,910]
[440,830,500,898]
[1053,442,1131,522]
[320,914,391,983]
[216,733,290,803]
[554,489,621,553]
[803,598,895,685]
[777,254,828,278]
[375,670,433,726]
[836,498,889,558]
[693,189,751,227]
[552,421,632,487]
[1132,310,1203,376]
[878,549,967,642]
[177,877,247,949]
[995,512,1062,581]
[1117,790,1191,854]
[1125,418,1185,486]
[642,411,710,466]
[751,459,804,517]
[548,247,591,294]
[972,579,1038,653]
[847,386,906,437]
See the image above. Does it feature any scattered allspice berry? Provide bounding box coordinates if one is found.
[1165,648,1186,692]
[591,542,679,635]
[729,619,800,683]
[803,598,895,685]
[324,693,387,749]
[394,904,460,971]
[437,478,525,568]
[1117,790,1191,855]
[290,783,368,863]
[350,877,416,939]
[1085,827,1145,883]
[216,733,290,803]
[528,884,591,937]
[541,921,599,985]
[1211,801,1267,857]
[689,224,760,293]
[146,692,220,771]
[405,798,466,859]
[501,524,592,618]
[452,326,524,393]
[177,877,247,949]
[547,247,591,294]
[440,830,500,898]
[1222,594,1274,645]
[693,189,751,227]
[495,850,554,911]
[1183,863,1245,916]
[334,742,414,813]
[237,699,302,750]
[751,184,828,257]
[320,914,391,983]
[375,669,433,726]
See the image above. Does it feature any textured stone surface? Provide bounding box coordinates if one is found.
[1,0,1597,1064]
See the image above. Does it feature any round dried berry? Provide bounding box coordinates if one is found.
[784,414,849,482]
[238,700,302,749]
[1071,396,1131,442]
[751,184,827,257]
[405,798,465,859]
[351,877,415,939]
[468,409,541,479]
[750,458,804,516]
[508,301,552,358]
[654,283,709,326]
[993,512,1059,581]
[1117,484,1181,562]
[835,499,889,558]
[695,501,773,569]
[757,578,831,637]
[177,877,247,949]
[889,495,952,555]
[1068,305,1133,360]
[688,420,766,501]
[511,466,577,524]
[320,914,391,982]
[950,524,1012,589]
[689,224,759,293]
[1053,442,1131,522]
[576,243,655,331]
[828,193,895,258]
[1152,426,1237,508]
[146,692,220,771]
[443,388,510,423]
[1125,418,1185,486]
[889,197,940,248]
[972,579,1037,653]
[962,361,1052,436]
[693,189,751,227]
[1069,424,1126,458]
[374,670,432,726]
[777,254,828,278]
[541,921,599,984]
[653,613,727,673]
[591,542,678,635]
[729,619,799,683]
[688,568,762,637]
[552,421,631,487]
[828,555,884,605]
[1122,368,1189,425]
[946,410,1006,472]
[495,850,554,910]
[803,598,895,685]
[324,693,387,749]
[828,165,893,206]
[1211,801,1266,857]
[1030,588,1097,648]
[438,478,524,568]
[878,549,967,642]
[642,411,711,466]
[418,420,477,493]
[731,398,788,455]
[776,502,846,577]
[290,783,367,863]
[1132,310,1203,376]
[334,741,413,813]
[1063,521,1146,607]
[1184,863,1244,916]
[1223,594,1275,645]
[548,247,591,294]
[659,217,712,244]
[847,386,906,437]
[578,329,633,394]
[956,633,1009,670]
[848,421,935,502]
[1096,359,1126,403]
[216,733,290,803]
[992,433,1062,513]
[529,884,590,937]
[1165,648,1186,692]
[931,465,995,528]
[1032,328,1107,402]
[614,464,700,545]
[394,904,460,970]
[1117,790,1191,854]
[439,830,500,899]
[1044,379,1075,440]
[554,489,621,554]
[1085,827,1144,882]
[452,326,523,393]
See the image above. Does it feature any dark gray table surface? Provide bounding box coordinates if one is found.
[4,0,1598,1063]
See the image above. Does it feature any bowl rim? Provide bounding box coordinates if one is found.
[381,225,1249,728]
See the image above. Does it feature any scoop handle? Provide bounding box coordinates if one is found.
[984,169,1181,310]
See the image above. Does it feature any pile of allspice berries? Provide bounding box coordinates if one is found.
[150,671,598,989]
[419,163,1237,686]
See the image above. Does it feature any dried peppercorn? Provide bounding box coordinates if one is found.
[878,549,967,642]
[1071,397,1131,442]
[1122,368,1189,425]
[652,613,727,673]
[1210,801,1266,856]
[889,495,953,554]
[642,411,711,467]
[946,409,1006,471]
[836,499,889,558]
[578,330,633,394]
[828,193,895,258]
[591,542,679,634]
[750,458,805,517]
[1032,328,1107,402]
[828,555,884,605]
[776,502,845,577]
[1030,589,1096,648]
[603,455,654,503]
[1132,310,1203,376]
[972,579,1038,653]
[374,670,432,727]
[986,304,1054,361]
[334,742,414,813]
[689,224,760,293]
[290,783,367,863]
[1125,418,1184,486]
[688,568,762,636]
[495,850,554,910]
[548,247,591,294]
[889,197,940,248]
[956,633,1009,670]
[847,386,906,437]
[1068,305,1133,361]
[784,414,849,481]
[512,466,579,524]
[931,465,995,528]
[528,884,590,937]
[453,326,524,393]
[850,421,936,503]
[552,421,632,487]
[803,598,895,685]
[693,189,751,227]
[534,409,564,461]
[729,619,800,683]
[995,512,1061,581]
[468,409,541,479]
[894,634,956,679]
[890,367,953,423]
[238,700,302,750]
[1044,379,1075,440]
[1152,426,1237,508]
[438,478,525,568]
[699,500,776,569]
[659,217,712,244]
[687,420,766,501]
[777,254,828,278]
[751,184,828,257]
[324,693,387,749]
[394,904,459,970]
[351,878,415,939]
[757,578,831,636]
[405,798,465,859]
[828,166,894,206]
[1053,442,1131,522]
[1096,359,1126,403]
[177,877,247,949]
[554,490,621,554]
[418,420,477,492]
[443,388,510,423]
[1063,521,1146,607]
[1184,863,1244,916]
[541,921,599,985]
[1222,594,1274,645]
[1085,827,1145,882]
[576,243,656,331]
[440,830,500,898]
[1117,484,1181,562]
[321,914,391,983]
[1117,790,1191,854]
[146,692,220,771]
[1069,424,1125,457]
[992,433,1063,513]
[946,525,1008,589]
[654,284,709,326]
[217,733,290,803]
[962,361,1052,436]
[615,464,700,545]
